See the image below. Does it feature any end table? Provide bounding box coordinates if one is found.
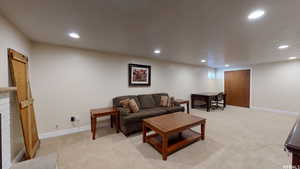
[90,107,119,140]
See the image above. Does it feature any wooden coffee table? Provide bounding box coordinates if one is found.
[142,112,206,160]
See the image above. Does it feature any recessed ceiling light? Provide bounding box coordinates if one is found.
[69,32,80,39]
[278,45,289,50]
[248,10,265,20]
[289,57,297,60]
[154,49,161,54]
[225,64,230,67]
[201,59,207,63]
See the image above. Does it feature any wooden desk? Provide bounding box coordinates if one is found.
[285,118,300,168]
[175,99,190,114]
[191,92,226,112]
[90,107,119,140]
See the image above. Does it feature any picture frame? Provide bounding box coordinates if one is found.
[128,64,151,87]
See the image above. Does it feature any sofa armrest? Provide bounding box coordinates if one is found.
[174,101,180,106]
[117,107,131,117]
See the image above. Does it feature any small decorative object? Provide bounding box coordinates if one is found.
[170,97,175,107]
[128,64,151,86]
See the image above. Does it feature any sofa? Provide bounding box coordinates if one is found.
[113,93,185,136]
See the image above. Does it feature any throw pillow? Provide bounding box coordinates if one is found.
[160,96,169,107]
[119,98,130,108]
[129,99,139,113]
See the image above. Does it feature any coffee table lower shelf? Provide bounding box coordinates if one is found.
[145,129,201,158]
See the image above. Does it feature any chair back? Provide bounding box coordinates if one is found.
[216,92,224,101]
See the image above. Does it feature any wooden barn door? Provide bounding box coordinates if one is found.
[8,49,40,159]
[224,70,250,108]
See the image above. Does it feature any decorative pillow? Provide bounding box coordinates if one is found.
[160,96,169,107]
[119,98,130,108]
[128,99,139,113]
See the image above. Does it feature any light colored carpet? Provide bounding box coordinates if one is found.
[36,106,296,169]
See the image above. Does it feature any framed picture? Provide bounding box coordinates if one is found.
[128,64,151,86]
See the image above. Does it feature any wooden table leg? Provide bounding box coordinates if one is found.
[187,102,190,114]
[110,115,113,128]
[92,117,97,140]
[115,114,119,133]
[162,134,168,161]
[142,123,146,143]
[201,123,205,140]
[206,98,210,112]
[223,95,226,108]
[191,96,195,108]
[90,113,93,133]
[179,132,182,138]
[206,97,211,112]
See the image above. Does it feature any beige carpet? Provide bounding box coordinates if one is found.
[36,106,296,169]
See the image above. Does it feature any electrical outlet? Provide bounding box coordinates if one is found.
[70,116,75,122]
[70,115,80,122]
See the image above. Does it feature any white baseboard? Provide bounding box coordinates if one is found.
[39,125,91,140]
[251,106,299,116]
[39,119,112,139]
[4,163,11,169]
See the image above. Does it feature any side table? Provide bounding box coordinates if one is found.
[90,107,119,140]
[175,99,190,114]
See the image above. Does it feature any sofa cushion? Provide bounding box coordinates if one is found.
[138,94,156,109]
[123,108,167,124]
[162,106,185,113]
[152,93,168,106]
[113,95,141,108]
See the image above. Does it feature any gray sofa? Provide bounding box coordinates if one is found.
[113,93,185,136]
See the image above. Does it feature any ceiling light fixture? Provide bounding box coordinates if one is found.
[225,64,230,67]
[69,32,80,39]
[201,59,207,63]
[154,49,161,54]
[248,10,265,20]
[278,45,289,50]
[289,57,297,60]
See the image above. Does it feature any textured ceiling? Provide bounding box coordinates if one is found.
[1,0,300,68]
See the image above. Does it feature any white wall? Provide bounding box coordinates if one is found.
[0,14,31,86]
[216,60,300,113]
[30,43,217,134]
[252,60,300,113]
[0,13,31,169]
